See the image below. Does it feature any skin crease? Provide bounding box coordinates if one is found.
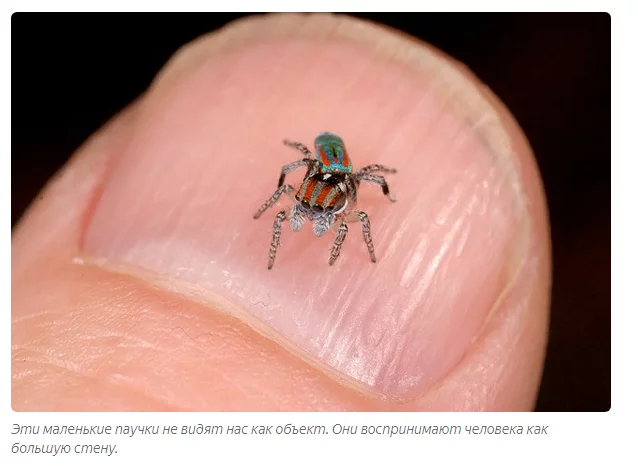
[11,14,551,411]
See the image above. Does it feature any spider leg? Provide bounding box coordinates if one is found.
[283,139,313,158]
[352,173,396,202]
[344,210,377,263]
[268,209,287,270]
[329,219,349,266]
[276,158,317,188]
[345,176,358,204]
[253,184,295,219]
[355,164,397,175]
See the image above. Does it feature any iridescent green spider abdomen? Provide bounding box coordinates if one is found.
[314,132,353,174]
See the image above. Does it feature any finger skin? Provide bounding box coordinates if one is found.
[12,14,550,411]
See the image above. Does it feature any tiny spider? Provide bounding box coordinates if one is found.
[253,132,397,269]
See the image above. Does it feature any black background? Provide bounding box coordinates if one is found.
[12,13,610,411]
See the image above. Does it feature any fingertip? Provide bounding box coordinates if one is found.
[15,13,550,409]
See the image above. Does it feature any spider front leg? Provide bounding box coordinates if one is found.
[268,209,287,270]
[329,219,349,265]
[355,164,397,176]
[329,211,377,265]
[345,176,359,203]
[276,158,317,188]
[253,184,295,219]
[345,210,377,263]
[283,139,313,158]
[279,139,318,187]
[352,173,397,203]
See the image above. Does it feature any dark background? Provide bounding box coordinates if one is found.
[12,13,610,411]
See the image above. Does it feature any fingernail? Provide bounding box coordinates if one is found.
[83,14,532,397]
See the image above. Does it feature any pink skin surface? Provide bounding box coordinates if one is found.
[12,14,550,411]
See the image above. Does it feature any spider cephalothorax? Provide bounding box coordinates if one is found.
[253,132,397,269]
